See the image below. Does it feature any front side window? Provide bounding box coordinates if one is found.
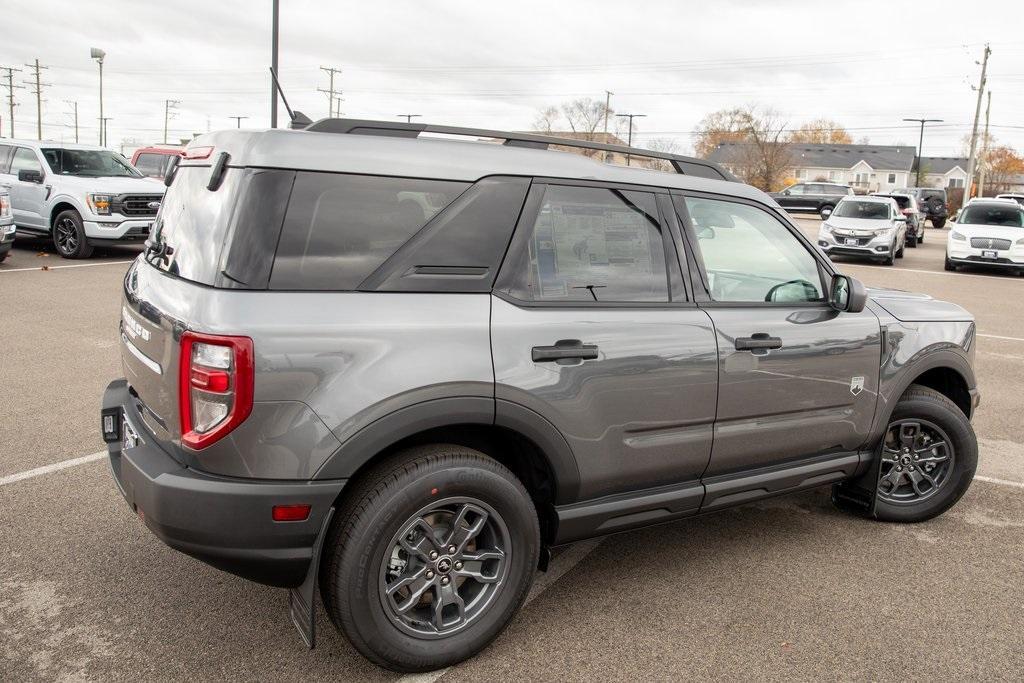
[41,148,140,177]
[11,147,43,175]
[685,197,824,304]
[271,173,468,290]
[834,200,891,220]
[502,185,670,303]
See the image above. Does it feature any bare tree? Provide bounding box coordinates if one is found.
[532,106,559,134]
[532,97,618,158]
[738,108,793,191]
[636,137,682,171]
[692,107,752,159]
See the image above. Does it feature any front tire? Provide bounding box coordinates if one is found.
[52,209,94,259]
[873,385,977,523]
[819,204,834,220]
[321,445,540,673]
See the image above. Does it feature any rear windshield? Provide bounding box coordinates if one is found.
[959,205,1024,227]
[145,165,244,284]
[834,200,891,220]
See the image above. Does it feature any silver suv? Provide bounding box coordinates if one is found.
[0,140,165,258]
[101,120,980,672]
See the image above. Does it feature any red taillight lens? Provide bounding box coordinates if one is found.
[179,331,253,449]
[272,504,311,522]
[901,208,913,215]
[0,194,10,218]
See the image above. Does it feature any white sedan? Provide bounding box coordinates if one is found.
[945,199,1024,274]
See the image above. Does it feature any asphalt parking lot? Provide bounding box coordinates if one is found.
[2,218,1023,681]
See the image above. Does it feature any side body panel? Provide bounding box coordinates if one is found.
[490,295,719,501]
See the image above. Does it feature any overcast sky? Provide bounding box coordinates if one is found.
[3,0,1022,157]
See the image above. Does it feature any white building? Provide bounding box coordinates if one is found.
[915,157,968,189]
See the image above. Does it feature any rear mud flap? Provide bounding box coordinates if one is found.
[831,445,883,517]
[288,507,335,649]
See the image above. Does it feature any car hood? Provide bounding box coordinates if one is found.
[867,287,973,322]
[951,223,1024,241]
[826,216,894,232]
[50,175,165,195]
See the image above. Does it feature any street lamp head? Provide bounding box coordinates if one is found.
[90,47,105,62]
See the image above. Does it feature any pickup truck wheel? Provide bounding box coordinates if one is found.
[321,444,540,673]
[819,204,834,219]
[932,217,946,229]
[53,210,94,259]
[873,385,977,523]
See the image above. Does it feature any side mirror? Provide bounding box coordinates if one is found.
[696,226,716,240]
[782,189,791,196]
[894,215,907,222]
[829,274,867,313]
[18,169,43,183]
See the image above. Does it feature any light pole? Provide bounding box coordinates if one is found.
[397,114,421,123]
[90,48,105,145]
[616,113,645,166]
[903,117,943,187]
[229,116,249,128]
[270,0,279,128]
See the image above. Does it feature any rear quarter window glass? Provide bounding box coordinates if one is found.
[270,173,468,290]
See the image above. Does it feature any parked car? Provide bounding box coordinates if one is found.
[130,146,184,180]
[0,140,165,259]
[770,181,854,219]
[872,191,923,246]
[0,190,13,263]
[894,187,948,228]
[101,120,979,673]
[994,193,1024,208]
[817,195,908,265]
[945,198,1024,274]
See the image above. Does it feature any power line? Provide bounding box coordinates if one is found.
[229,115,249,128]
[0,66,23,138]
[163,99,180,144]
[65,100,79,142]
[965,44,992,200]
[318,66,343,118]
[23,59,51,140]
[396,114,421,123]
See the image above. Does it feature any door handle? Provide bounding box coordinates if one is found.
[532,339,599,363]
[734,333,783,352]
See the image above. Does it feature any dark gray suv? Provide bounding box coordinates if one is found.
[101,120,980,673]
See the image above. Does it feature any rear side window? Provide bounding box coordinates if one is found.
[499,185,672,303]
[270,173,468,290]
[0,144,12,172]
[135,153,172,179]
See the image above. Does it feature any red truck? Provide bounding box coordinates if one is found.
[130,146,184,180]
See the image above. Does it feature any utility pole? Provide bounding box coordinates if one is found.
[65,100,79,142]
[163,99,180,144]
[332,95,344,118]
[964,44,991,201]
[903,117,943,187]
[978,91,992,197]
[0,67,23,138]
[229,115,249,128]
[24,59,51,140]
[616,113,645,166]
[603,90,613,135]
[397,114,421,123]
[270,0,279,128]
[100,117,112,146]
[318,66,343,118]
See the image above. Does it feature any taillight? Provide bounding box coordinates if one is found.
[179,331,253,449]
[183,145,214,160]
[0,194,10,218]
[901,208,913,215]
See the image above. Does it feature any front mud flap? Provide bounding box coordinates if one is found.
[288,507,335,648]
[831,444,883,518]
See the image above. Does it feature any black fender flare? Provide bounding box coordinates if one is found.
[312,397,581,504]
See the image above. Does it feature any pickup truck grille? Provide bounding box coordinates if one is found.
[970,237,1011,250]
[114,194,163,217]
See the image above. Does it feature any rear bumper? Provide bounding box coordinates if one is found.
[101,379,345,588]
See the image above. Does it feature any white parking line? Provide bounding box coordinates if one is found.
[0,260,133,274]
[0,450,106,486]
[975,475,1024,490]
[841,263,1023,282]
[398,538,603,683]
[977,333,1024,343]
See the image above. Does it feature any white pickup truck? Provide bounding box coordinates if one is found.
[0,140,165,259]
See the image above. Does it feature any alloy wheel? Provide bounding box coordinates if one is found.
[877,419,956,504]
[379,497,510,638]
[55,217,79,255]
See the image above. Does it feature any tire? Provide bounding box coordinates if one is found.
[907,235,918,248]
[917,228,924,244]
[0,251,7,264]
[944,254,957,272]
[883,243,895,266]
[896,238,905,258]
[819,204,834,220]
[321,444,540,673]
[932,217,946,229]
[872,385,977,523]
[52,209,94,259]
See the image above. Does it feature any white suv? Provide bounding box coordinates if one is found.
[0,140,165,258]
[945,198,1024,273]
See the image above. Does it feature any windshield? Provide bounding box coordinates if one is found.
[833,200,891,220]
[41,148,141,178]
[959,205,1024,227]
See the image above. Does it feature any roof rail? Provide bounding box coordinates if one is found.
[302,118,736,182]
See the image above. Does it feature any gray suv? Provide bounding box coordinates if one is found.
[101,120,980,673]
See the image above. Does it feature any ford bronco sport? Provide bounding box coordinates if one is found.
[102,120,980,673]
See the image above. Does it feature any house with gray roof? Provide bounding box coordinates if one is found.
[707,142,918,193]
[914,157,968,189]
